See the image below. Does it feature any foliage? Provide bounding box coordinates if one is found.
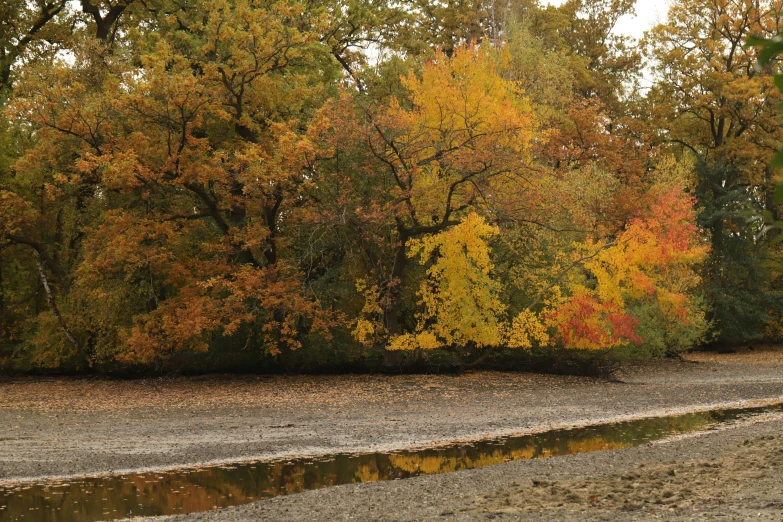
[2,0,767,374]
[547,184,709,352]
[393,213,504,351]
[645,0,783,346]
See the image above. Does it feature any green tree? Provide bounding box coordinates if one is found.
[695,160,780,343]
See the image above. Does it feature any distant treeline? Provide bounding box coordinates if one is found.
[1,0,782,374]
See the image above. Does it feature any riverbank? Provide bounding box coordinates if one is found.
[151,412,783,521]
[1,349,781,486]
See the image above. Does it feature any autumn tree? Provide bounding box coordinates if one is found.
[2,0,350,368]
[645,0,783,344]
[548,180,709,353]
[309,45,537,361]
[532,0,641,116]
[646,0,783,171]
[0,0,715,372]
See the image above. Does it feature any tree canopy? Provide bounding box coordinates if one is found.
[0,0,780,373]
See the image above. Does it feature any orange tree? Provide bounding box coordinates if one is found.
[3,0,344,368]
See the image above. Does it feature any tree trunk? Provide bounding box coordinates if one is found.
[33,251,92,368]
[381,229,409,370]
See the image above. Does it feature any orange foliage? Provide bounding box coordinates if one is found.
[547,185,708,350]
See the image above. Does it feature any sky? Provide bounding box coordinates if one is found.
[541,0,673,86]
[543,0,672,40]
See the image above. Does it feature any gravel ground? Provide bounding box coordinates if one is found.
[0,349,782,486]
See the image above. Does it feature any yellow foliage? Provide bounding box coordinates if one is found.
[397,213,504,351]
[352,279,386,346]
[353,319,378,346]
[386,334,419,352]
[374,45,537,230]
[401,45,534,158]
[505,310,550,349]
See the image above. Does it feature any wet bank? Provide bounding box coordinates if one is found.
[1,402,782,521]
[0,349,782,507]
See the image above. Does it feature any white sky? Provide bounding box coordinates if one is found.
[543,0,672,40]
[542,0,673,87]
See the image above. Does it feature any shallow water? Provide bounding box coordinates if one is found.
[1,402,781,522]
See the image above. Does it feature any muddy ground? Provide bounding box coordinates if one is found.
[1,349,782,520]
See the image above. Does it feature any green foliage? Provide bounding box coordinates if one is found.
[746,32,783,240]
[622,300,709,358]
[695,160,782,343]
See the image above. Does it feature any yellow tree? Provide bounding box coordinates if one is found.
[390,212,505,351]
[312,45,538,358]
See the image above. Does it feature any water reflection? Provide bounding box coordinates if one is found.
[1,403,780,521]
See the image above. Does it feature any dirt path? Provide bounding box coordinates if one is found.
[1,350,782,486]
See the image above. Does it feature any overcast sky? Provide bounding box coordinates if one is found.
[543,0,672,40]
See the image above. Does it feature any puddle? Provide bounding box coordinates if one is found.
[1,402,782,521]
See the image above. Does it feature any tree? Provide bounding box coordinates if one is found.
[646,0,783,175]
[388,212,505,351]
[548,183,709,352]
[645,0,783,344]
[536,0,642,116]
[3,0,344,367]
[312,44,538,362]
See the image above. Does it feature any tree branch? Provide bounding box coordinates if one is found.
[5,234,65,279]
